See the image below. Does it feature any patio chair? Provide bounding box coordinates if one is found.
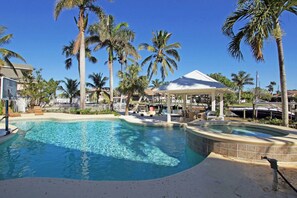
[206,111,217,120]
[2,107,21,117]
[33,106,44,115]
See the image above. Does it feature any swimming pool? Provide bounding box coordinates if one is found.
[0,120,204,181]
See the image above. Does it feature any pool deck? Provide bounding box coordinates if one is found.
[1,113,297,197]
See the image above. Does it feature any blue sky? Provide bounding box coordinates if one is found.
[1,0,297,90]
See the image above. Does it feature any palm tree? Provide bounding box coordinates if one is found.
[231,71,254,103]
[116,42,139,72]
[58,78,80,105]
[139,30,181,81]
[88,14,137,110]
[87,72,108,103]
[266,81,276,94]
[222,0,297,126]
[0,26,26,74]
[151,79,163,103]
[151,79,163,89]
[62,40,97,72]
[54,0,103,109]
[118,64,148,115]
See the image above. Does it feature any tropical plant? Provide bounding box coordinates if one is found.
[116,39,139,72]
[266,81,276,94]
[58,78,80,105]
[209,73,236,89]
[231,71,254,103]
[0,26,26,74]
[54,0,103,109]
[251,88,272,101]
[139,30,181,81]
[20,69,59,107]
[150,79,163,103]
[241,91,254,103]
[222,0,297,126]
[209,73,237,105]
[118,64,148,115]
[62,40,97,71]
[151,79,163,89]
[86,72,108,103]
[88,14,138,109]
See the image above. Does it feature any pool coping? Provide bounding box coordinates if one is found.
[0,113,296,197]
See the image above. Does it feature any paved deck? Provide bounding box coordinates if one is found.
[0,113,296,197]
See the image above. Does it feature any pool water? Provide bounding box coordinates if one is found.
[205,125,286,138]
[0,120,204,181]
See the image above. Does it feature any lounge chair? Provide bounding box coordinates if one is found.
[206,111,217,120]
[33,106,44,115]
[2,107,21,117]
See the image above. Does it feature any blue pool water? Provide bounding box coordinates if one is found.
[204,125,286,138]
[0,120,204,181]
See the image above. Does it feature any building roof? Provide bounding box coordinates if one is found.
[0,63,34,80]
[155,70,231,94]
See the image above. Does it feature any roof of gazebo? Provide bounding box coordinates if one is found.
[155,70,232,94]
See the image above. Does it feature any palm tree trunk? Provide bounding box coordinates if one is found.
[79,10,86,110]
[96,91,100,104]
[238,88,241,104]
[108,47,114,111]
[125,94,131,116]
[108,60,113,110]
[276,36,288,127]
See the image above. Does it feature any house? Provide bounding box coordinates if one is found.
[0,63,34,90]
[0,63,34,112]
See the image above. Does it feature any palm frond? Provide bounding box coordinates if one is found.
[165,49,180,61]
[65,58,72,70]
[54,0,77,20]
[0,48,26,63]
[0,34,13,45]
[73,32,82,54]
[141,55,153,67]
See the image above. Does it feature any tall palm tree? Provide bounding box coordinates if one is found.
[118,64,148,115]
[58,78,80,105]
[222,0,297,126]
[88,14,137,110]
[139,30,181,81]
[231,71,254,103]
[87,72,108,103]
[54,0,103,109]
[266,81,276,94]
[62,40,97,72]
[0,26,26,74]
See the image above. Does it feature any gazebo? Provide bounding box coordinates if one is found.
[154,70,232,122]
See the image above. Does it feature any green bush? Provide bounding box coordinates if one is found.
[69,108,80,114]
[258,118,283,126]
[79,108,91,115]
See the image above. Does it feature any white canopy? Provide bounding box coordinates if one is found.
[153,70,232,122]
[156,70,231,94]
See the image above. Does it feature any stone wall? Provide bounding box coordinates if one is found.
[186,130,297,162]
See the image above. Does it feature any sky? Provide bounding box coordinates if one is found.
[1,0,297,91]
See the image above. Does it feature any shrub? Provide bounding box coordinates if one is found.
[79,108,91,115]
[69,108,80,114]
